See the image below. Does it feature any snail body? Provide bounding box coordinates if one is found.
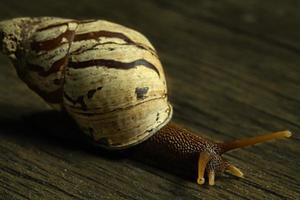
[0,17,291,185]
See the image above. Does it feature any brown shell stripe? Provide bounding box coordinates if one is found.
[26,20,161,103]
[68,59,160,77]
[27,53,160,78]
[63,86,102,111]
[31,29,75,52]
[29,30,158,79]
[36,20,77,32]
[31,29,156,55]
[28,21,77,76]
[27,57,67,77]
[26,23,77,103]
[73,30,157,55]
[63,92,87,110]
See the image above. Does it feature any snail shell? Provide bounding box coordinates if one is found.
[0,17,172,149]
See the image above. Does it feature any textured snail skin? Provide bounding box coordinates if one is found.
[136,122,228,173]
[0,17,292,186]
[143,123,221,161]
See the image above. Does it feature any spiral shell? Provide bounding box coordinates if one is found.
[0,17,172,149]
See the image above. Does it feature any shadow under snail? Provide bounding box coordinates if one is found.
[0,17,292,186]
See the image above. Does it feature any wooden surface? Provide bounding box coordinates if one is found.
[0,0,299,199]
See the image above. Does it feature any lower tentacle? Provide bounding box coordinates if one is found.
[208,170,215,186]
[197,151,211,185]
[197,152,245,185]
[226,164,244,178]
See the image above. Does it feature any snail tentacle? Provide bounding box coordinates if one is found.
[197,151,211,185]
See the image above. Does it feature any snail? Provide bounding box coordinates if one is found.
[0,17,292,186]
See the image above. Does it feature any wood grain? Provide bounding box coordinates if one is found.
[0,0,299,199]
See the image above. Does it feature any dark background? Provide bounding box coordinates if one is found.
[0,0,299,199]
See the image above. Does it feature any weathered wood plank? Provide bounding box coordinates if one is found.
[152,0,300,53]
[0,0,299,199]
